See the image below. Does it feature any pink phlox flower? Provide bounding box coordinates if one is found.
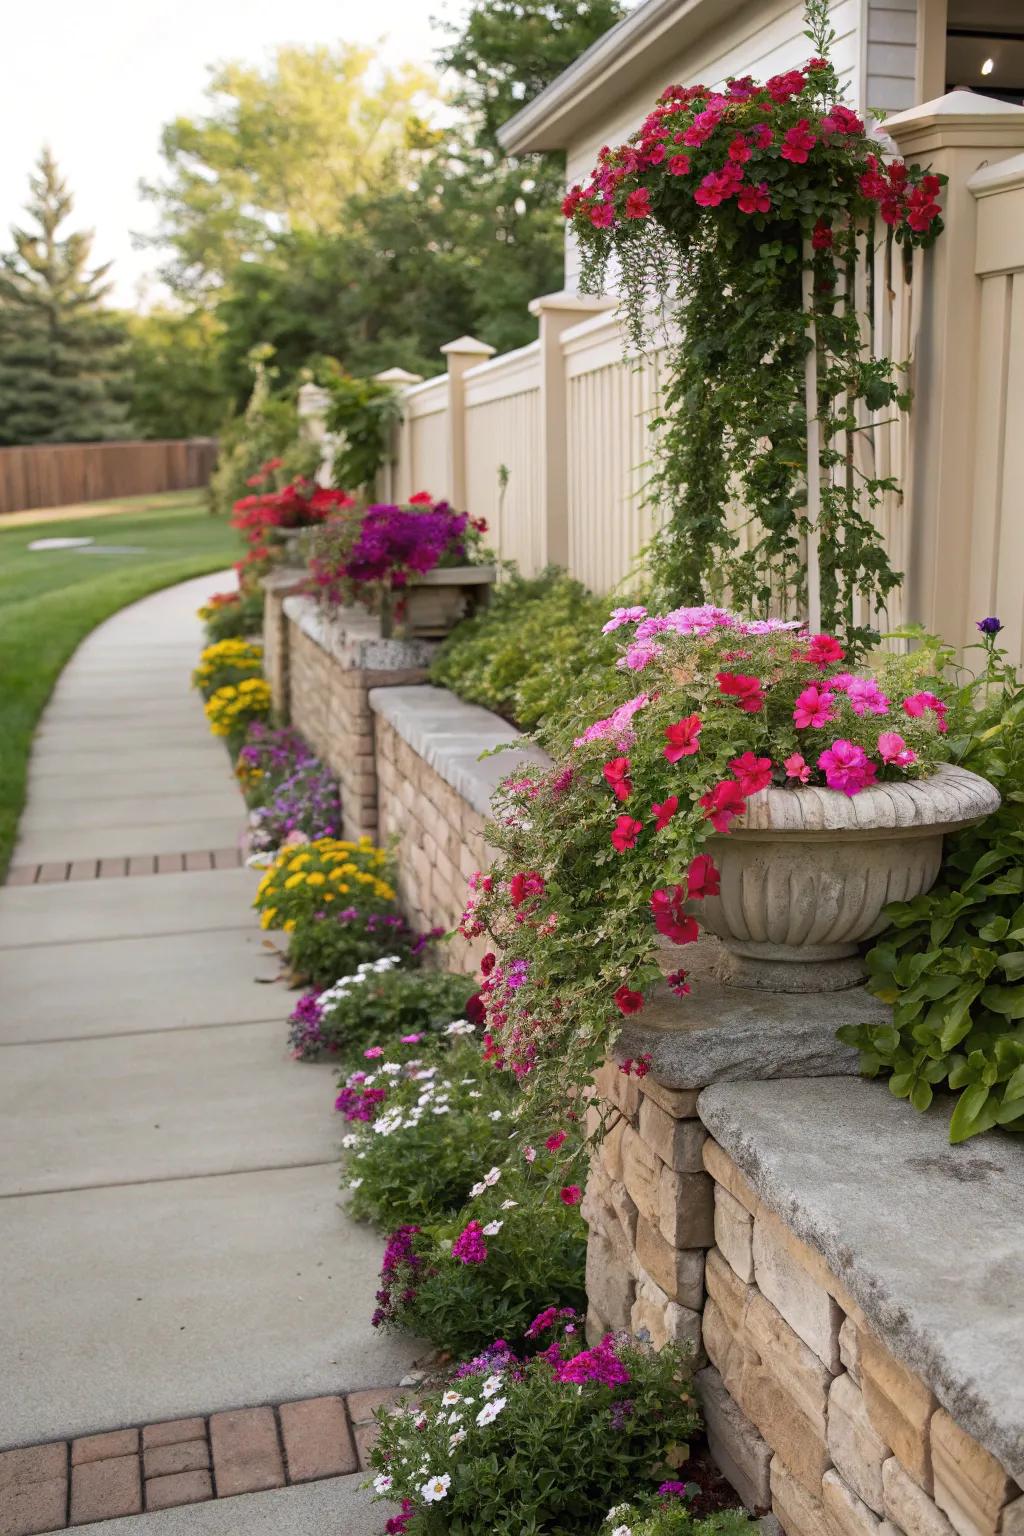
[602,605,648,633]
[552,1335,630,1387]
[616,640,664,671]
[574,692,651,748]
[844,677,890,716]
[452,1220,488,1265]
[902,691,948,733]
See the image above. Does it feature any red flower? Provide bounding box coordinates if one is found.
[802,633,845,666]
[811,219,833,251]
[652,794,679,831]
[509,871,545,907]
[728,752,773,795]
[614,985,645,1015]
[737,181,771,215]
[699,779,748,833]
[666,969,691,996]
[464,993,486,1026]
[752,123,773,149]
[480,952,496,976]
[611,815,643,852]
[727,134,751,164]
[686,853,721,900]
[664,715,702,761]
[589,202,615,229]
[546,1131,567,1152]
[650,886,700,946]
[602,756,633,801]
[560,1185,583,1206]
[780,119,817,164]
[408,491,433,505]
[624,188,652,219]
[716,672,765,712]
[667,155,691,176]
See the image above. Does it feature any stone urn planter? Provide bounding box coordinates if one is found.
[697,763,1000,991]
[271,526,308,568]
[386,564,496,640]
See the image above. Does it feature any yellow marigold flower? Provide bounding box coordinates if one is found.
[284,873,305,890]
[284,919,296,932]
[336,883,350,894]
[306,872,326,886]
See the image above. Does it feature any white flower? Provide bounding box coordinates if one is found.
[432,1106,451,1116]
[469,1181,486,1198]
[606,1508,631,1524]
[341,1134,358,1149]
[446,1410,463,1425]
[500,1199,518,1210]
[611,1526,633,1536]
[475,1397,506,1426]
[468,1091,482,1099]
[445,1019,476,1035]
[420,1472,451,1503]
[382,1062,402,1076]
[348,1177,363,1190]
[441,1390,462,1406]
[448,1428,467,1449]
[481,1374,504,1398]
[413,1413,428,1430]
[483,1167,502,1187]
[372,1474,393,1493]
[488,1110,503,1121]
[460,1078,477,1085]
[481,1220,503,1236]
[523,1145,537,1163]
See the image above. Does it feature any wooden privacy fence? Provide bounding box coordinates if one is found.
[300,92,1024,667]
[0,438,218,515]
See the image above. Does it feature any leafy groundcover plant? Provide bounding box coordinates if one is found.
[254,836,427,986]
[288,962,479,1062]
[464,605,950,1116]
[235,723,342,853]
[841,622,1024,1141]
[369,1318,702,1534]
[372,1154,587,1359]
[203,676,272,754]
[192,638,264,699]
[340,1034,517,1230]
[430,569,621,734]
[198,588,265,643]
[601,1500,755,1536]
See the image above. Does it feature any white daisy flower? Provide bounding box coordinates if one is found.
[448,1428,467,1449]
[481,1220,503,1235]
[341,1134,358,1149]
[488,1111,503,1121]
[481,1374,504,1398]
[500,1199,518,1210]
[483,1167,502,1186]
[348,1177,363,1190]
[372,1474,393,1493]
[445,1020,475,1035]
[441,1390,462,1406]
[475,1397,506,1426]
[469,1181,486,1198]
[420,1472,451,1502]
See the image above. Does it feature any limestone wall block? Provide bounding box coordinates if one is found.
[635,1215,705,1308]
[883,1457,957,1536]
[841,1316,862,1384]
[714,1184,755,1284]
[931,1410,1017,1536]
[822,1469,883,1534]
[639,1078,701,1120]
[658,1167,715,1249]
[632,1274,702,1356]
[745,1289,833,1427]
[829,1373,891,1514]
[860,1332,937,1493]
[639,1097,707,1172]
[753,1207,842,1371]
[696,1365,772,1513]
[585,1227,634,1332]
[705,1246,755,1337]
[703,1139,760,1214]
[770,1456,831,1536]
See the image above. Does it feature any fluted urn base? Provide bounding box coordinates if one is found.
[695,763,1000,994]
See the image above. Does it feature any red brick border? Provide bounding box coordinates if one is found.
[5,848,245,887]
[0,1387,405,1533]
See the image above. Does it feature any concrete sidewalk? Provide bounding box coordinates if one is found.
[0,574,413,1533]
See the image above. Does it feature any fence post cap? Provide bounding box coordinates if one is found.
[373,368,424,386]
[883,89,1024,154]
[528,290,616,318]
[440,335,497,359]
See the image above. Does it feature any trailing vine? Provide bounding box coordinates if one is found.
[564,0,944,655]
[324,372,404,493]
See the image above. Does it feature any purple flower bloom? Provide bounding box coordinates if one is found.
[977,616,1003,636]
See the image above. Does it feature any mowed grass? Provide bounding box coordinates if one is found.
[0,491,239,878]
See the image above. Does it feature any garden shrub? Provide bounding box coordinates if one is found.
[235,724,342,852]
[288,963,478,1062]
[286,910,426,990]
[600,1503,756,1536]
[254,836,397,933]
[203,677,272,753]
[198,589,265,642]
[341,1036,516,1229]
[373,1160,587,1358]
[192,638,264,700]
[842,624,1024,1141]
[369,1320,701,1534]
[429,569,620,734]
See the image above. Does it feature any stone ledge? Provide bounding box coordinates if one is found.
[282,595,436,672]
[368,684,551,819]
[697,1077,1024,1484]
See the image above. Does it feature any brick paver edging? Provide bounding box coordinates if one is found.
[5,848,245,886]
[0,1387,405,1534]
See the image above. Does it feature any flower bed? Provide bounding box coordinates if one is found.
[192,638,264,699]
[203,676,272,753]
[287,963,477,1062]
[236,721,343,853]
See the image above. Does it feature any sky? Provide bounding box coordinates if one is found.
[1,0,464,308]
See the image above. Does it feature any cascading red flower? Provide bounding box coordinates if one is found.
[614,985,645,1015]
[716,672,765,713]
[686,853,721,900]
[728,752,773,795]
[699,779,748,832]
[602,757,633,801]
[663,715,702,761]
[650,886,699,946]
[651,795,679,831]
[611,815,643,852]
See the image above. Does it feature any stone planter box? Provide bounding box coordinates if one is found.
[389,564,496,639]
[698,763,1000,991]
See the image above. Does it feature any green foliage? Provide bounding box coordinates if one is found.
[287,913,421,991]
[380,1157,587,1359]
[0,150,132,445]
[313,968,479,1063]
[602,1504,757,1535]
[207,355,316,518]
[842,635,1024,1142]
[124,308,231,438]
[324,374,404,492]
[141,44,435,298]
[343,1039,516,1229]
[430,570,619,733]
[199,588,264,642]
[369,1332,700,1533]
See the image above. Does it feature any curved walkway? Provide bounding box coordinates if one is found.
[0,575,414,1533]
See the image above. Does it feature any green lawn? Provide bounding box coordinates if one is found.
[0,492,240,878]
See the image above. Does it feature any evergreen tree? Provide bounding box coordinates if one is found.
[0,149,133,445]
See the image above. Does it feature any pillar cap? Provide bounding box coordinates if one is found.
[884,89,1024,155]
[528,290,616,318]
[440,335,498,358]
[373,367,424,386]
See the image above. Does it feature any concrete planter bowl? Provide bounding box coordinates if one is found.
[698,762,1000,992]
[390,564,496,640]
[271,526,308,568]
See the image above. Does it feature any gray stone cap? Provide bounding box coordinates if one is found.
[412,565,496,586]
[368,684,551,819]
[282,595,436,670]
[260,569,309,595]
[698,1076,1024,1481]
[732,762,999,839]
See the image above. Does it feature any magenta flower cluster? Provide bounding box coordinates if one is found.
[452,1219,488,1265]
[287,991,328,1059]
[342,502,469,589]
[372,1225,423,1329]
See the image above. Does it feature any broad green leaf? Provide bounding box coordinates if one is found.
[949,1083,991,1143]
[980,984,1024,1020]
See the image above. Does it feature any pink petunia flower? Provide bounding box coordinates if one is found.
[877,731,917,767]
[793,684,836,729]
[611,815,643,853]
[818,739,878,796]
[784,752,811,783]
